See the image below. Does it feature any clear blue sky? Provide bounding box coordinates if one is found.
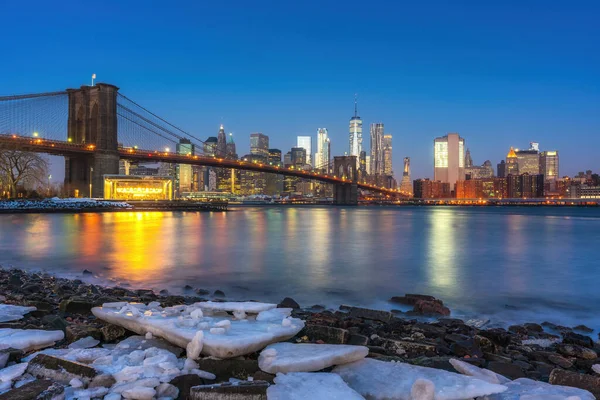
[2,0,599,181]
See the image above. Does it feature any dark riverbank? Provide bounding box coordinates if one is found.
[1,267,599,397]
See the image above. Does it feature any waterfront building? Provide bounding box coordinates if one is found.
[413,179,451,199]
[497,160,506,178]
[268,149,282,166]
[399,157,413,195]
[540,150,559,182]
[314,128,330,172]
[456,178,507,199]
[506,147,519,176]
[349,96,362,162]
[370,123,384,178]
[507,173,544,198]
[297,136,312,166]
[433,133,465,191]
[239,154,267,195]
[104,175,173,201]
[569,184,600,199]
[175,138,195,196]
[250,133,269,158]
[383,134,393,176]
[515,148,540,175]
[130,164,160,176]
[465,160,494,179]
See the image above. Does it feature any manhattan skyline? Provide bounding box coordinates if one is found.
[2,0,599,182]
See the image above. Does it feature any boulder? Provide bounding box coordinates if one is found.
[556,343,597,360]
[169,375,209,400]
[412,299,450,316]
[304,325,349,344]
[27,354,97,384]
[487,361,526,380]
[196,359,259,382]
[549,368,600,398]
[548,354,574,369]
[58,298,94,315]
[0,379,64,400]
[347,306,393,323]
[277,297,300,309]
[562,331,594,349]
[100,324,127,342]
[389,294,437,305]
[190,381,268,400]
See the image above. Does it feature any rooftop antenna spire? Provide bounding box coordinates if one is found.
[354,93,358,117]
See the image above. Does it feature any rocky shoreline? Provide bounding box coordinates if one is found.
[1,267,599,399]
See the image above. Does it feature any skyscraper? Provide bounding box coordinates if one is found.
[497,160,506,178]
[433,133,465,190]
[314,128,330,172]
[540,150,559,182]
[250,133,269,158]
[349,95,362,161]
[465,149,473,168]
[226,133,237,159]
[359,151,367,179]
[268,149,282,166]
[297,136,312,166]
[370,123,384,177]
[400,157,412,195]
[175,138,194,195]
[515,148,540,175]
[383,134,393,176]
[290,147,306,168]
[506,147,519,175]
[216,124,227,157]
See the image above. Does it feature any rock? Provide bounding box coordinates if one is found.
[407,356,456,372]
[556,343,598,360]
[450,339,483,358]
[523,323,543,333]
[562,331,594,348]
[347,334,369,346]
[532,361,554,377]
[20,283,42,294]
[473,335,496,354]
[82,269,93,275]
[195,359,259,382]
[304,325,349,344]
[548,354,574,369]
[412,299,450,316]
[190,381,268,400]
[277,297,300,309]
[478,328,513,347]
[389,294,437,305]
[487,361,526,380]
[213,290,225,298]
[195,288,210,295]
[347,306,392,323]
[508,325,528,335]
[58,298,94,315]
[0,379,64,400]
[159,289,169,295]
[41,315,67,332]
[170,374,210,400]
[184,285,193,291]
[27,354,97,384]
[379,338,437,358]
[252,371,275,383]
[573,324,594,333]
[100,324,127,342]
[549,368,600,398]
[65,325,101,342]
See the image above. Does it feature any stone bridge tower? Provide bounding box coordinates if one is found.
[64,84,120,198]
[333,156,358,205]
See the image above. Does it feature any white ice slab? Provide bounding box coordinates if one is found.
[333,358,507,400]
[479,377,595,400]
[267,372,364,400]
[197,301,277,314]
[0,362,28,383]
[92,302,304,358]
[0,304,36,323]
[449,358,510,384]
[0,329,64,352]
[68,336,100,349]
[592,364,600,374]
[259,343,369,374]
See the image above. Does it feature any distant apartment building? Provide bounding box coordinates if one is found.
[569,184,600,199]
[250,133,269,158]
[465,160,494,180]
[434,133,465,191]
[413,179,451,199]
[456,178,507,199]
[507,174,544,198]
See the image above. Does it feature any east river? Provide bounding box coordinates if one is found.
[1,206,599,329]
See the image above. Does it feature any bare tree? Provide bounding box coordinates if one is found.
[0,149,49,198]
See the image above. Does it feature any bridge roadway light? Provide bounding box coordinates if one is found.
[33,132,39,137]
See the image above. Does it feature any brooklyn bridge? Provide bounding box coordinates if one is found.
[0,83,410,204]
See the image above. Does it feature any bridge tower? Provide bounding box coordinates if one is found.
[333,156,358,205]
[64,84,120,198]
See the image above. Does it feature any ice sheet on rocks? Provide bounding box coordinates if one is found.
[333,358,507,400]
[197,301,277,314]
[449,358,510,384]
[0,362,28,383]
[590,364,599,374]
[68,336,100,349]
[479,377,595,400]
[0,304,36,323]
[92,302,304,358]
[0,328,64,352]
[259,343,369,374]
[268,372,365,400]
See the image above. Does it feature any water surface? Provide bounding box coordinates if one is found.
[1,206,599,330]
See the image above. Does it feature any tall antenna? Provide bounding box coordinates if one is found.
[354,93,358,117]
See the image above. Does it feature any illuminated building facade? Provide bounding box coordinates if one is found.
[104,175,173,201]
[268,149,282,166]
[540,150,559,182]
[383,134,392,176]
[434,133,465,191]
[399,157,412,195]
[314,128,330,172]
[349,96,362,162]
[250,133,269,158]
[369,123,384,177]
[465,160,494,179]
[507,174,544,198]
[506,147,519,176]
[297,136,312,166]
[515,149,540,175]
[175,138,195,196]
[456,178,507,199]
[413,179,451,199]
[290,147,307,168]
[569,184,600,199]
[497,160,506,178]
[359,151,367,180]
[226,133,237,159]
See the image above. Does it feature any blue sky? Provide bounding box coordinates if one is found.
[2,0,599,181]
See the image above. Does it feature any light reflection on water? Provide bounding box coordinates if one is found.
[1,206,600,328]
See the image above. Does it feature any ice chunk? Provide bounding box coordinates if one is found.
[0,304,36,323]
[592,364,599,374]
[479,377,595,400]
[233,310,247,320]
[68,336,100,349]
[209,328,226,335]
[92,303,304,358]
[186,331,204,360]
[0,329,64,352]
[450,358,510,384]
[215,320,231,330]
[145,332,153,340]
[156,383,179,398]
[0,362,28,382]
[69,378,84,388]
[190,309,203,319]
[0,353,8,369]
[259,343,369,374]
[105,393,122,400]
[122,387,156,400]
[411,379,435,400]
[197,301,277,314]
[256,308,292,322]
[74,387,110,398]
[267,372,364,400]
[333,358,507,400]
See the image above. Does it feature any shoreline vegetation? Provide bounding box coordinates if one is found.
[0,267,599,399]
